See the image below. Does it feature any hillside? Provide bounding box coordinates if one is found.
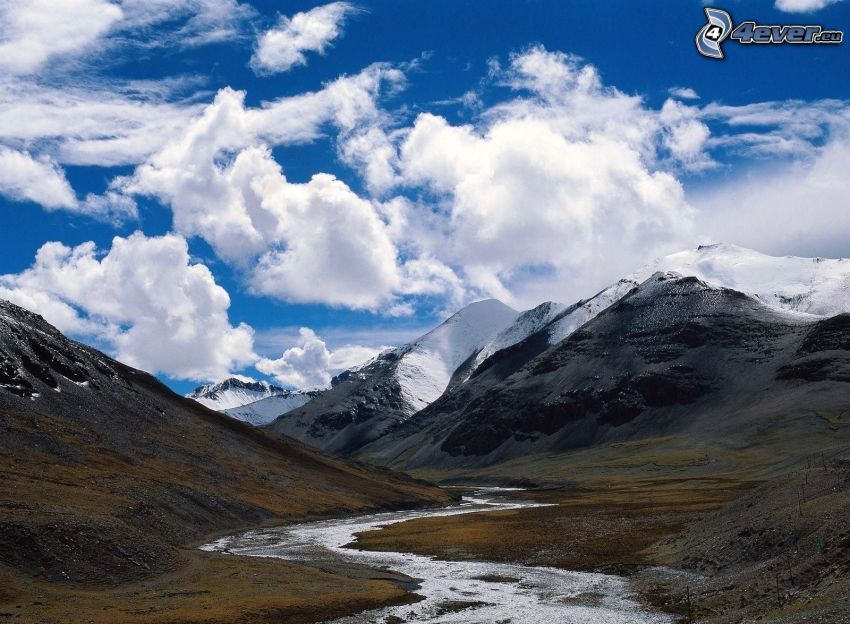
[0,300,451,604]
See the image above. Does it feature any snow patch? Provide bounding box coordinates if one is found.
[395,299,519,413]
[642,243,850,317]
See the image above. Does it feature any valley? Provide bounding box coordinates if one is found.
[4,244,850,623]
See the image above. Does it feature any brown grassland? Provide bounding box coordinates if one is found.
[0,550,421,624]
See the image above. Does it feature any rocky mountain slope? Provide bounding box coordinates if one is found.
[0,300,451,589]
[266,299,518,455]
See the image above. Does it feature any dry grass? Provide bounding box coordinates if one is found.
[0,550,419,624]
[349,478,749,574]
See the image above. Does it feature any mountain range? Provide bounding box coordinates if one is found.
[240,243,850,482]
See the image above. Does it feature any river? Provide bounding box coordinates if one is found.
[200,488,672,623]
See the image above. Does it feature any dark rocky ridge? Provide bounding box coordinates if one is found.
[265,350,411,455]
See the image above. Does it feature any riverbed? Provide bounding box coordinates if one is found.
[200,488,672,623]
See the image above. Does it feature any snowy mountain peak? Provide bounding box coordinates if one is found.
[542,244,850,351]
[186,377,288,411]
[395,298,519,413]
[643,243,850,317]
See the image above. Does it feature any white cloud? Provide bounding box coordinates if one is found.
[0,74,205,220]
[79,191,139,223]
[702,99,849,159]
[367,46,697,306]
[119,67,408,309]
[775,0,844,12]
[169,0,256,47]
[0,147,137,222]
[338,125,399,194]
[693,131,850,258]
[250,2,357,75]
[0,0,255,79]
[0,0,123,76]
[0,147,77,210]
[8,19,849,323]
[0,232,255,381]
[248,168,401,308]
[0,77,206,167]
[659,99,713,170]
[117,0,256,48]
[256,327,382,388]
[668,87,699,100]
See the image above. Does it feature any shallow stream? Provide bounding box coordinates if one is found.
[201,488,672,623]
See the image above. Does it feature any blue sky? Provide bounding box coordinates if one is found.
[1,0,849,394]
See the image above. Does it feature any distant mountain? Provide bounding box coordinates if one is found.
[186,377,289,411]
[266,299,518,455]
[223,389,322,426]
[0,300,450,587]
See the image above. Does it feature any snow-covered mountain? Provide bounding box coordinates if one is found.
[267,243,850,459]
[466,301,567,377]
[395,299,519,412]
[358,268,850,472]
[186,378,289,411]
[223,390,321,426]
[641,243,850,317]
[497,243,850,362]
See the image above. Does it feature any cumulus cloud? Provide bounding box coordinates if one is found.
[7,20,849,323]
[119,66,408,309]
[247,169,401,308]
[0,232,255,381]
[250,2,357,75]
[256,327,382,388]
[775,0,845,12]
[359,46,698,306]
